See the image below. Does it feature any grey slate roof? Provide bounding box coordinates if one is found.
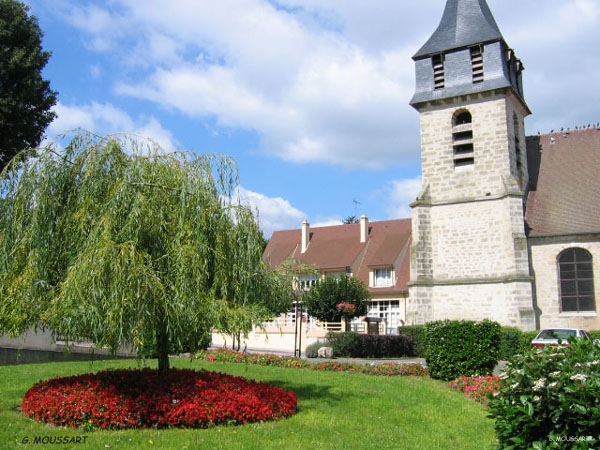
[413,0,503,59]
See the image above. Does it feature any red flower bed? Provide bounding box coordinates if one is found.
[449,375,501,407]
[21,368,297,429]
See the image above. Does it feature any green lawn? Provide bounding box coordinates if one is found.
[0,357,497,450]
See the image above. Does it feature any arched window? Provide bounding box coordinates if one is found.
[558,248,596,312]
[452,110,474,168]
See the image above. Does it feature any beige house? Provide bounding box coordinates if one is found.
[237,0,600,354]
[211,217,412,353]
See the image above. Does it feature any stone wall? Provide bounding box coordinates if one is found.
[530,236,600,330]
[409,91,534,330]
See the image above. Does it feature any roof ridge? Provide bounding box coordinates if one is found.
[529,123,600,137]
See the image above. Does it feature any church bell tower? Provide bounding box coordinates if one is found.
[407,0,535,329]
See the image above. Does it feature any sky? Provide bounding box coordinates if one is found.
[23,0,600,237]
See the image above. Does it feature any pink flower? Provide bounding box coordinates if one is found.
[336,302,356,315]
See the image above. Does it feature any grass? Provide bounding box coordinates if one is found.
[0,357,497,449]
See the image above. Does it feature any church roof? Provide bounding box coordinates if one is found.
[525,127,600,236]
[413,0,503,59]
[263,219,412,294]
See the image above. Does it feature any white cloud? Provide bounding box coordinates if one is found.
[385,176,422,220]
[236,186,306,237]
[47,102,177,151]
[58,0,420,170]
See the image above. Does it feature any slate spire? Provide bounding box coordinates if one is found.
[414,0,503,59]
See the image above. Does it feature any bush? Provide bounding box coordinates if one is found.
[488,339,600,449]
[305,341,329,358]
[498,327,524,360]
[398,325,426,357]
[326,332,361,357]
[589,330,600,341]
[424,319,501,381]
[326,332,414,358]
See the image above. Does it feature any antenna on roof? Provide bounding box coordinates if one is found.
[353,199,361,217]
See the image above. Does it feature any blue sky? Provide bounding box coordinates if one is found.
[23,0,600,237]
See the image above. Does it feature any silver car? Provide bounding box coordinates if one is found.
[531,328,594,347]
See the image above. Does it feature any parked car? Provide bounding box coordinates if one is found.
[531,328,595,347]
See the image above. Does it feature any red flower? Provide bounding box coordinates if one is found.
[336,302,356,315]
[21,368,297,429]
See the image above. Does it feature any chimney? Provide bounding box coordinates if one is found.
[301,219,310,253]
[360,215,369,243]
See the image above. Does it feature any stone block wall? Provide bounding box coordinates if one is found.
[530,237,600,330]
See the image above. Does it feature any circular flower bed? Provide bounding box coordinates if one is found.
[22,368,297,429]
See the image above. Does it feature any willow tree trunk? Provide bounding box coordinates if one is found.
[157,319,170,372]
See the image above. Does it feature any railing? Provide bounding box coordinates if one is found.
[259,318,371,334]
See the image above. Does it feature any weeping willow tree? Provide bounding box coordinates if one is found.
[0,132,292,372]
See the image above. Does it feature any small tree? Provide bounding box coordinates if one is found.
[0,0,57,170]
[0,132,292,372]
[303,275,370,324]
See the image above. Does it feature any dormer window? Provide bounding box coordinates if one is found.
[373,268,393,287]
[298,273,318,291]
[452,110,475,169]
[470,45,484,83]
[432,54,445,90]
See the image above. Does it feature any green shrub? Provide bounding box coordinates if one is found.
[326,332,361,357]
[355,334,413,358]
[499,327,525,360]
[520,330,540,352]
[424,319,501,381]
[326,332,413,358]
[398,325,426,357]
[305,341,328,358]
[589,330,600,341]
[489,339,600,449]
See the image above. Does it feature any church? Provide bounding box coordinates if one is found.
[258,0,600,347]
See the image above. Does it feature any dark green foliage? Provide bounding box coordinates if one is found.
[424,319,501,380]
[326,332,361,357]
[489,339,600,449]
[303,275,370,322]
[499,326,525,360]
[304,341,328,358]
[398,325,426,357]
[589,330,600,341]
[0,0,57,170]
[327,332,413,358]
[521,330,540,351]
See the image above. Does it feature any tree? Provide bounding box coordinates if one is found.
[342,215,359,224]
[0,0,57,171]
[0,132,292,372]
[303,275,371,324]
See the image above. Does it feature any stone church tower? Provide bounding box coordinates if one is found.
[407,0,535,329]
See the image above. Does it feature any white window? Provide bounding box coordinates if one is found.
[374,268,393,287]
[298,273,318,291]
[324,271,347,280]
[367,300,401,335]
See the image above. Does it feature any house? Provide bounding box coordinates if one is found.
[211,217,412,353]
[242,0,600,354]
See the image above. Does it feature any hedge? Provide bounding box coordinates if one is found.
[398,325,426,357]
[326,332,413,358]
[424,319,501,380]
